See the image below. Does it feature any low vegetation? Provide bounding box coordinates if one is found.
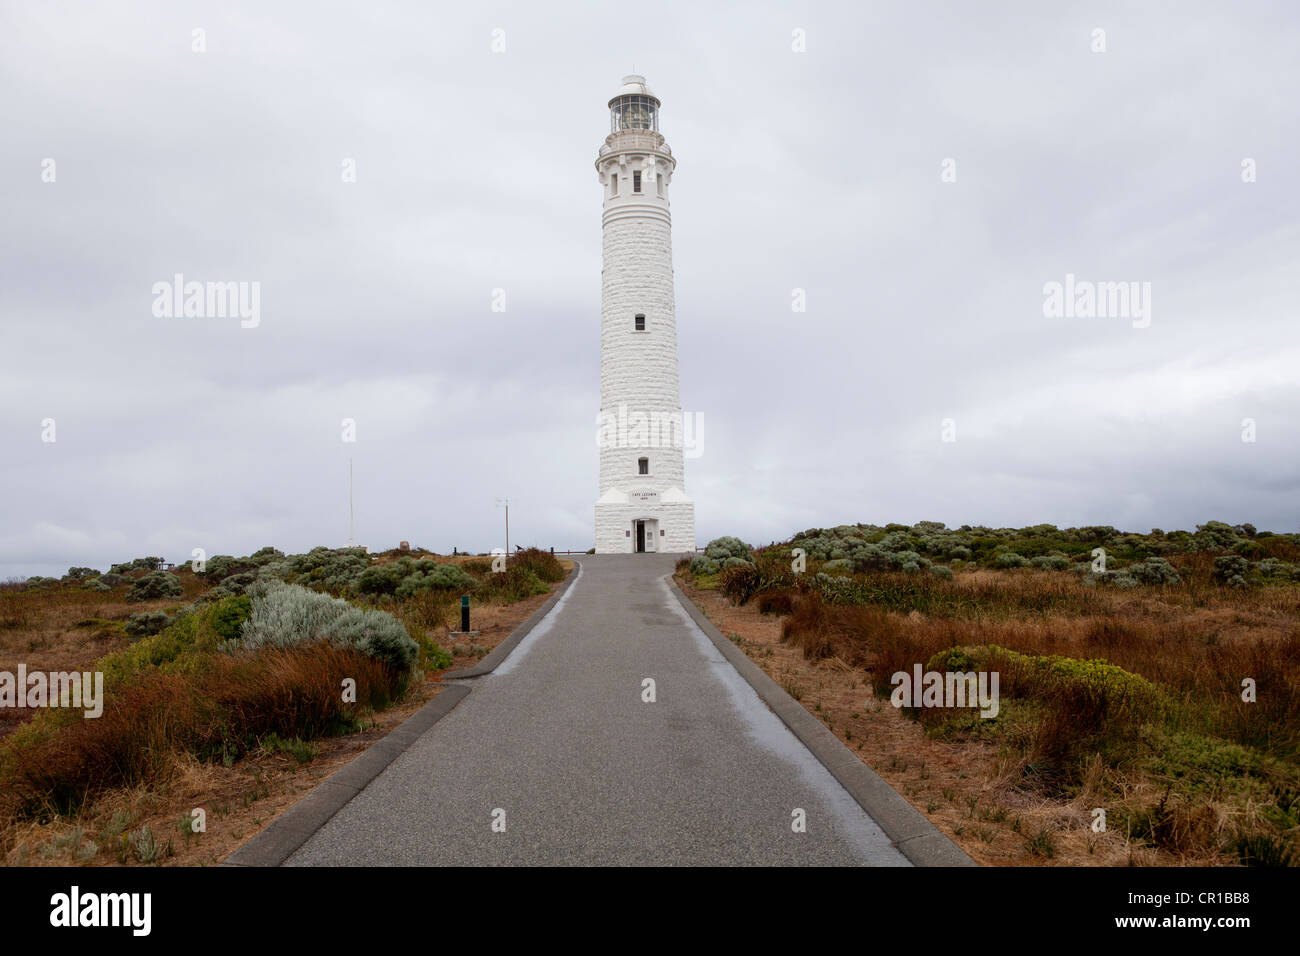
[682,522,1300,866]
[0,543,568,863]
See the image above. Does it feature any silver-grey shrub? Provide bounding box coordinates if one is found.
[704,536,751,563]
[233,581,417,672]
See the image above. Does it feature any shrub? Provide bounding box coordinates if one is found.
[1124,556,1182,586]
[1195,521,1241,551]
[286,546,369,593]
[929,565,954,580]
[125,612,170,638]
[1255,558,1299,582]
[110,557,163,575]
[208,594,252,641]
[757,590,795,615]
[1214,555,1250,587]
[392,561,479,599]
[99,594,261,685]
[65,567,98,580]
[234,582,417,674]
[510,548,566,583]
[323,607,419,673]
[689,555,718,575]
[83,577,111,592]
[704,536,751,563]
[357,563,406,596]
[1030,554,1070,571]
[719,562,762,604]
[994,552,1029,569]
[98,572,129,588]
[2,643,396,817]
[478,566,548,602]
[427,563,478,591]
[126,571,183,602]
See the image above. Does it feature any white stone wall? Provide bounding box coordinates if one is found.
[593,122,695,554]
[596,501,696,554]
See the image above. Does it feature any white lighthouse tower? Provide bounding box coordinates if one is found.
[594,75,695,555]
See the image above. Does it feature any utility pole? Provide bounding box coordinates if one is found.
[495,496,510,560]
[349,458,354,547]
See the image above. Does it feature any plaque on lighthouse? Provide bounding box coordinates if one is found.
[594,75,696,554]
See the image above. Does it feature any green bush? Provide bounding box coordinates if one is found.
[110,557,164,575]
[510,548,567,583]
[1256,558,1300,581]
[1214,555,1250,587]
[479,566,548,602]
[126,571,183,602]
[286,546,370,593]
[1123,556,1182,586]
[208,594,252,641]
[125,611,170,637]
[689,555,718,575]
[357,563,405,596]
[65,567,99,580]
[994,552,1029,569]
[83,577,111,592]
[704,536,751,563]
[98,594,254,684]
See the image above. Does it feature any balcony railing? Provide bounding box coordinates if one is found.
[599,131,672,158]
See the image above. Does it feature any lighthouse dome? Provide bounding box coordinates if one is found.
[612,74,656,100]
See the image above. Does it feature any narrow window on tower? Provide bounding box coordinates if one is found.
[633,170,641,193]
[634,313,645,331]
[610,173,618,197]
[656,173,663,197]
[638,457,649,475]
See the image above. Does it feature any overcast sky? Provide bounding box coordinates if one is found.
[2,0,1297,578]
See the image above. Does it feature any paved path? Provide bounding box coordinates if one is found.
[287,555,909,866]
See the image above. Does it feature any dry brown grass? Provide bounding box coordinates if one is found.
[681,561,1300,867]
[0,561,565,866]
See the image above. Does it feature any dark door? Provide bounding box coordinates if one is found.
[636,521,645,553]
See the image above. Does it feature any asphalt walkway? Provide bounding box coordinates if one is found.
[287,554,909,866]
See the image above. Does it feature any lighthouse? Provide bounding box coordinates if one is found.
[594,75,696,555]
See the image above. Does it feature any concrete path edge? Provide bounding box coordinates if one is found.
[224,563,579,866]
[441,561,580,680]
[666,575,977,867]
[222,683,471,866]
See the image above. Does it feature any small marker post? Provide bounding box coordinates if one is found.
[461,594,470,633]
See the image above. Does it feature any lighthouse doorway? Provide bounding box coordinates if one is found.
[633,518,658,553]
